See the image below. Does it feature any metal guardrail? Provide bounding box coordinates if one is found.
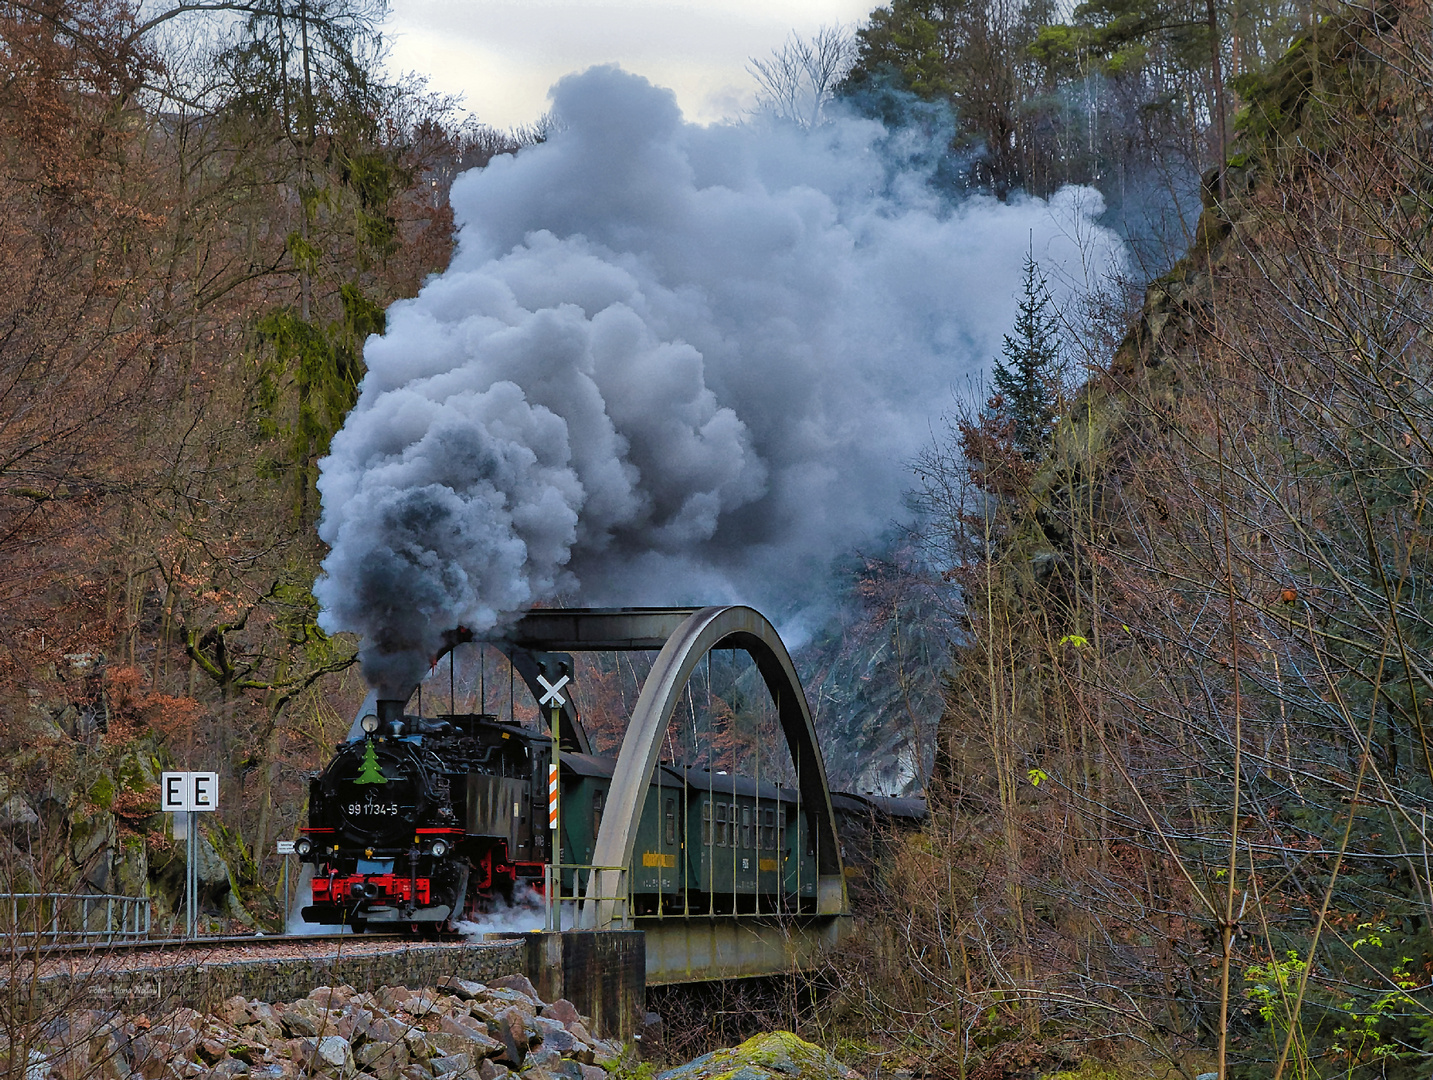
[0,893,151,944]
[542,864,628,931]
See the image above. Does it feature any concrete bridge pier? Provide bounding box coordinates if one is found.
[517,929,646,1041]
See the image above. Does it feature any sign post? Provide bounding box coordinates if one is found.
[277,840,296,927]
[161,772,219,939]
[537,673,569,931]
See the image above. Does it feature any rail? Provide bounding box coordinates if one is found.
[542,864,629,932]
[0,893,151,944]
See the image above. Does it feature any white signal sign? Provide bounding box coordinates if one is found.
[276,840,296,855]
[161,771,220,812]
[537,673,569,707]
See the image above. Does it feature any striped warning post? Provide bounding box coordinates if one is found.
[548,764,559,829]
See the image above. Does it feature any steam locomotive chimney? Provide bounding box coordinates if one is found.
[377,699,406,724]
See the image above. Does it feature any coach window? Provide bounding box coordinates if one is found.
[592,790,603,838]
[716,802,729,847]
[664,798,677,845]
[762,808,776,849]
[702,802,712,845]
[741,806,753,849]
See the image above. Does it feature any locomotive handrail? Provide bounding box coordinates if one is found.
[580,606,847,930]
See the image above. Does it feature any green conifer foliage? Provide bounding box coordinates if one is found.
[354,739,387,784]
[991,249,1063,458]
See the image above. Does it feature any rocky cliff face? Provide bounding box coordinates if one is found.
[0,697,245,934]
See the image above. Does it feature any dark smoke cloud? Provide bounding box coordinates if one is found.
[314,65,1125,696]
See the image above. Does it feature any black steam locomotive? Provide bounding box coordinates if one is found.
[299,698,547,929]
[297,690,924,931]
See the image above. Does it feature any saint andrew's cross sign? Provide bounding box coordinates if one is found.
[537,673,568,707]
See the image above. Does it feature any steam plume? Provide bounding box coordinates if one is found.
[314,65,1125,696]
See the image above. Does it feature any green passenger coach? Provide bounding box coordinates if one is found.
[556,755,822,915]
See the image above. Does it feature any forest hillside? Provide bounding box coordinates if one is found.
[825,3,1433,1078]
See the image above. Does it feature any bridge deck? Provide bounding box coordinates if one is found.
[638,916,850,985]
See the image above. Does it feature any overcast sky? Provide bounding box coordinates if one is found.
[382,0,874,130]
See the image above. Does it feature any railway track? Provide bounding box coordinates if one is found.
[19,930,487,977]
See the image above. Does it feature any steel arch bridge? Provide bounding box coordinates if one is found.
[489,605,850,984]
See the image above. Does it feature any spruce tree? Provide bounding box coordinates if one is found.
[992,249,1062,459]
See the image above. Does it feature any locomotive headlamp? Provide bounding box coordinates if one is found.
[295,838,312,856]
[430,839,449,858]
[361,713,381,734]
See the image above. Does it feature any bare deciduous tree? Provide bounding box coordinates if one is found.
[749,25,857,129]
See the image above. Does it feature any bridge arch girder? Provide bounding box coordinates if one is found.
[582,605,846,928]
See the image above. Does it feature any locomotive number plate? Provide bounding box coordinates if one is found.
[348,802,400,816]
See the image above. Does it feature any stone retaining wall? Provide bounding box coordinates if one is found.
[31,939,526,1016]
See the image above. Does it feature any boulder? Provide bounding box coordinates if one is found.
[488,976,543,1006]
[482,991,537,1016]
[0,794,39,828]
[519,1046,563,1072]
[565,1024,595,1048]
[588,1041,622,1071]
[403,1030,433,1061]
[655,1031,861,1080]
[405,996,438,1018]
[218,1000,254,1030]
[537,1002,580,1028]
[530,1021,574,1058]
[276,1009,318,1040]
[123,1033,153,1071]
[430,1054,471,1077]
[537,1062,586,1080]
[370,1018,414,1045]
[306,987,357,1010]
[356,1041,411,1080]
[437,978,487,1001]
[375,987,413,1014]
[225,1046,260,1067]
[436,1017,503,1055]
[489,1011,528,1069]
[196,1041,228,1066]
[312,1037,351,1071]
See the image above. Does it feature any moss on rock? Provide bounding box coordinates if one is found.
[656,1031,859,1080]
